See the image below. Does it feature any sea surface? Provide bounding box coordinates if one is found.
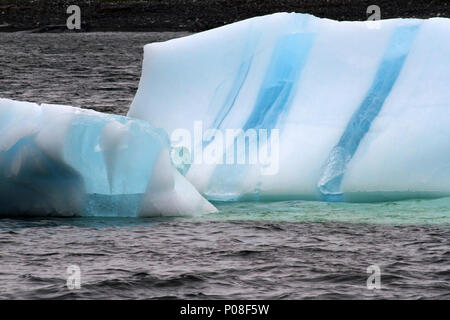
[0,32,449,299]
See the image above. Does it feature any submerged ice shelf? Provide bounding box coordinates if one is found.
[0,99,217,217]
[129,12,450,202]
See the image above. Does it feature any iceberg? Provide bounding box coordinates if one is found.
[0,98,217,217]
[129,13,450,202]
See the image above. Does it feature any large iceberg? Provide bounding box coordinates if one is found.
[129,13,450,202]
[0,98,217,217]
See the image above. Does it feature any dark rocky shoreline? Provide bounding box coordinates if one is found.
[0,0,449,32]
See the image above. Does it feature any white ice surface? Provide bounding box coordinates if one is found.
[129,13,450,202]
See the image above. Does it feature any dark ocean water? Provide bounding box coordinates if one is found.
[0,32,191,115]
[0,33,449,299]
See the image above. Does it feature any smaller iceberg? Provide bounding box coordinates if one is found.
[0,98,217,217]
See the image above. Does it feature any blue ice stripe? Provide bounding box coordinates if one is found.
[211,58,254,130]
[210,27,261,131]
[317,24,420,201]
[204,32,315,200]
[243,32,315,131]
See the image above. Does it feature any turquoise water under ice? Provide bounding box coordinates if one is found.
[209,198,450,225]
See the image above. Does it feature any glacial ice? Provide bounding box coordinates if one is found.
[129,13,450,202]
[0,98,217,216]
